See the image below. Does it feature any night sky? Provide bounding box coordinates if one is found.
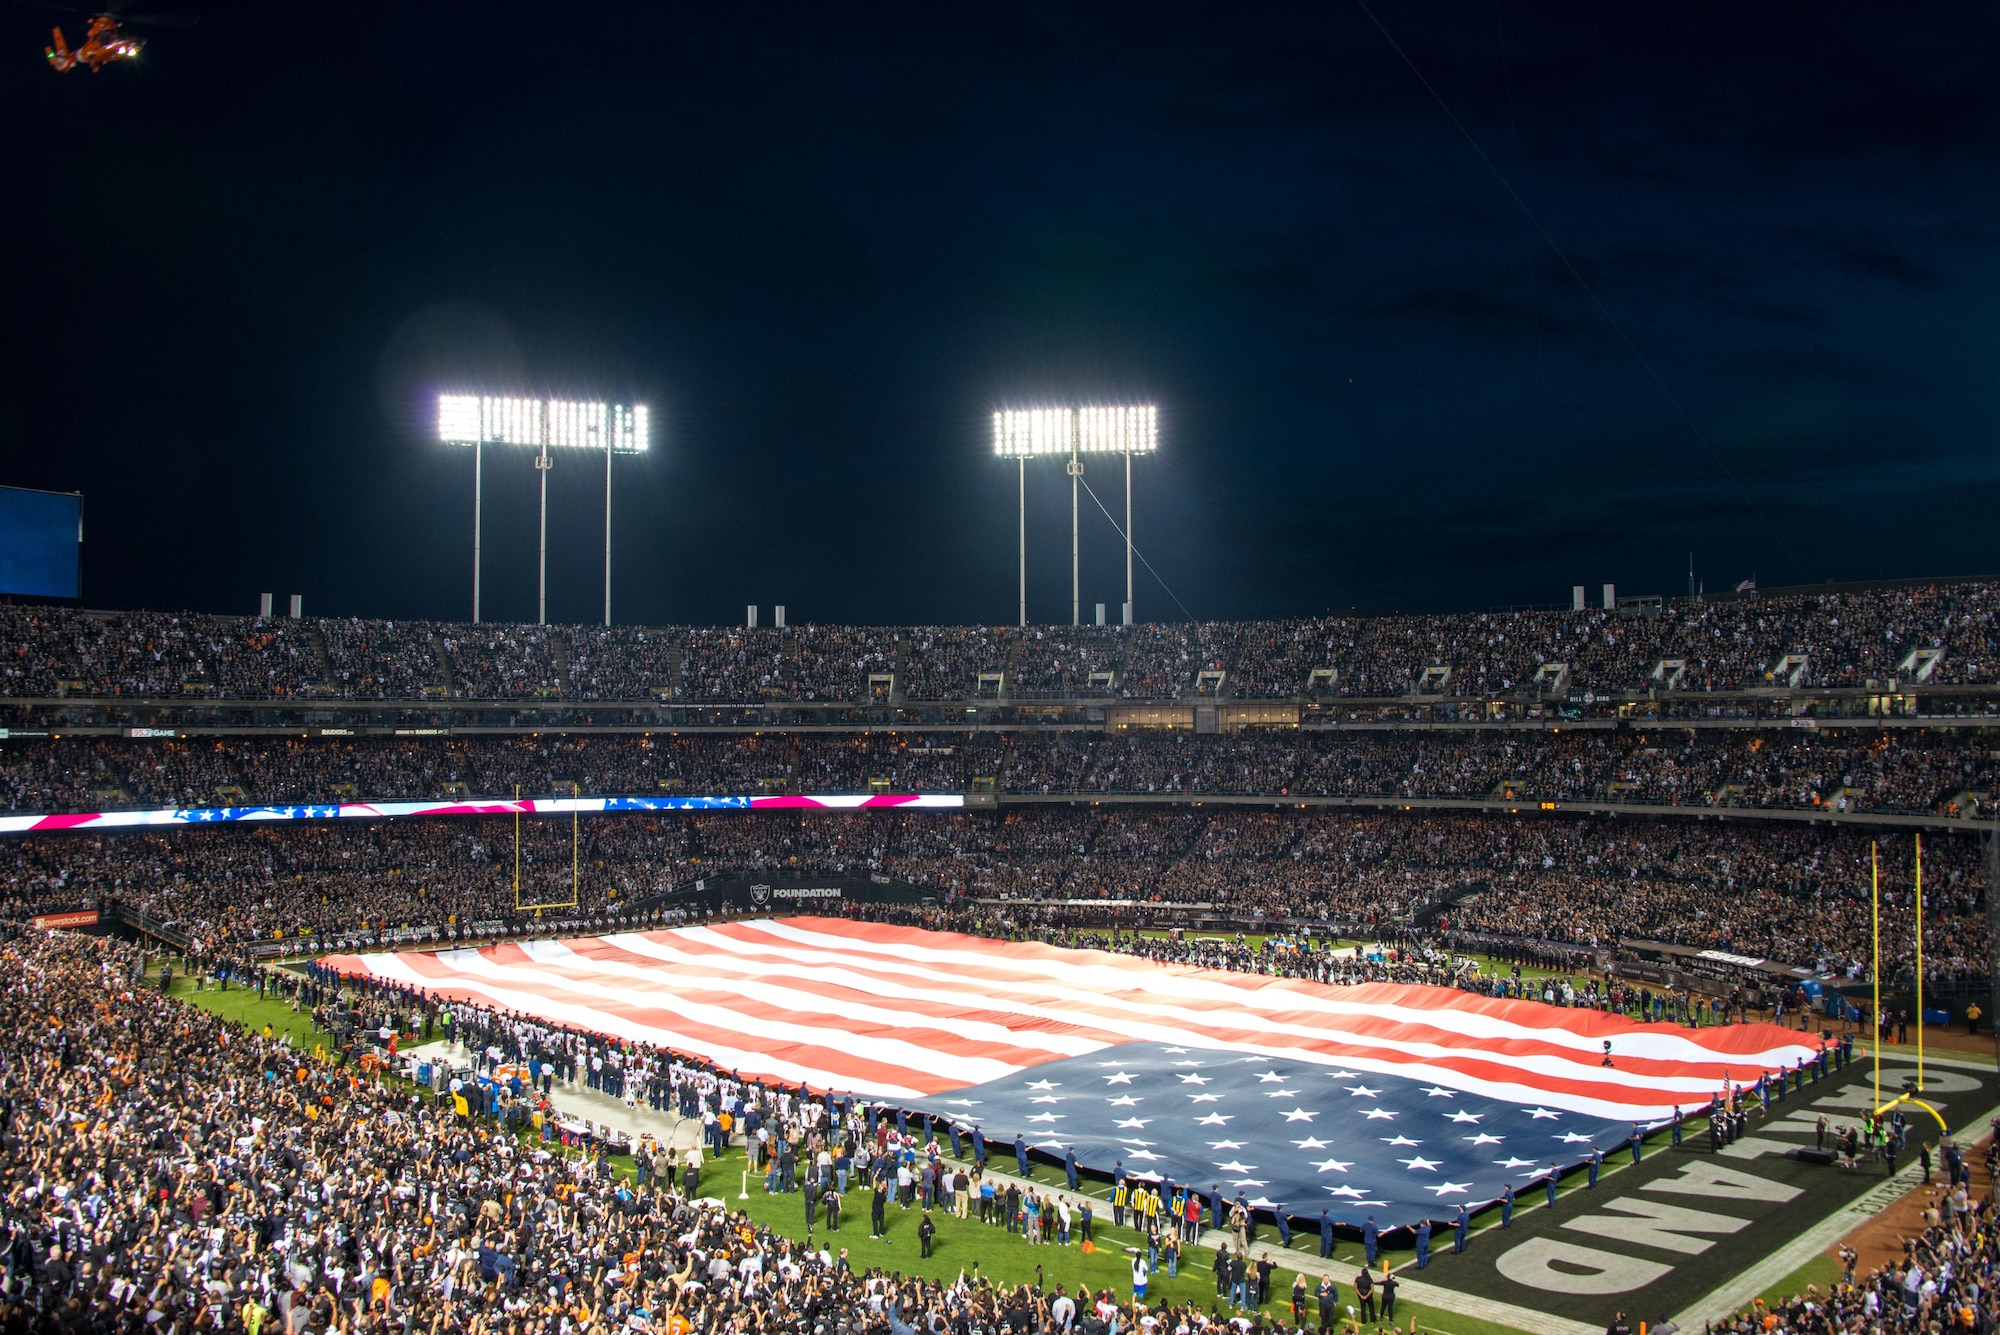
[5,3,1996,627]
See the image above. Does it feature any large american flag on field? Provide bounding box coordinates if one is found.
[322,917,1817,1226]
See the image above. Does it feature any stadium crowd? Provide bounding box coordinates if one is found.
[2,910,1992,1333]
[0,727,1991,817]
[3,930,1245,1334]
[0,807,1980,981]
[4,579,1998,702]
[1733,1170,2000,1335]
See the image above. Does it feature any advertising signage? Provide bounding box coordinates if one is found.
[688,875,933,911]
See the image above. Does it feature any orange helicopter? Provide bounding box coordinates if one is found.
[41,3,196,72]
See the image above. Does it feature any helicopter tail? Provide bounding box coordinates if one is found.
[45,25,76,72]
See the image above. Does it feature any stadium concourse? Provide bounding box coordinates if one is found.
[1,582,1998,1333]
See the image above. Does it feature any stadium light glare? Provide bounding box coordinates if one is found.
[438,395,649,453]
[438,393,482,444]
[1076,403,1158,456]
[615,404,650,455]
[992,406,1075,458]
[992,403,1157,628]
[438,393,652,628]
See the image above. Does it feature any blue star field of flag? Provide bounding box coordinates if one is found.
[905,1042,1644,1229]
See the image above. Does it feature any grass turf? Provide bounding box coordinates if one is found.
[713,1163,1536,1335]
[164,971,322,1051]
[1757,1254,1845,1308]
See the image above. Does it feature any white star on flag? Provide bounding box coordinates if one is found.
[1282,1108,1317,1123]
[1446,1111,1483,1123]
[1195,1114,1232,1126]
[1398,1156,1440,1171]
[1381,1135,1421,1146]
[1107,1096,1142,1107]
[1422,1087,1455,1098]
[1328,1186,1370,1198]
[1262,1089,1300,1099]
[1026,1080,1060,1091]
[1313,1158,1353,1173]
[1128,1150,1163,1161]
[1496,1156,1537,1169]
[1208,1140,1245,1150]
[1293,1137,1330,1149]
[1215,1160,1257,1173]
[1026,1113,1064,1123]
[1346,1086,1381,1098]
[1178,1073,1211,1085]
[1526,1107,1562,1120]
[1114,1118,1150,1129]
[1187,1093,1223,1103]
[1464,1134,1503,1146]
[1256,1072,1287,1083]
[1103,1071,1136,1085]
[1427,1182,1472,1196]
[1361,1108,1396,1120]
[1559,1132,1596,1144]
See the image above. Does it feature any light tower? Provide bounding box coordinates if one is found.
[438,395,650,625]
[992,403,1157,626]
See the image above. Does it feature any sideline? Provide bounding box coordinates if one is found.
[405,1039,707,1154]
[1185,1233,1601,1335]
[1671,1098,2000,1331]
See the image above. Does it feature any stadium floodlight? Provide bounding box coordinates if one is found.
[1076,404,1158,456]
[438,394,650,626]
[1079,405,1157,628]
[992,403,1157,627]
[992,407,1076,458]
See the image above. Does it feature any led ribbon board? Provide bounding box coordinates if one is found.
[0,792,963,836]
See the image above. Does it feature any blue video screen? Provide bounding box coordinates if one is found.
[0,486,81,599]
